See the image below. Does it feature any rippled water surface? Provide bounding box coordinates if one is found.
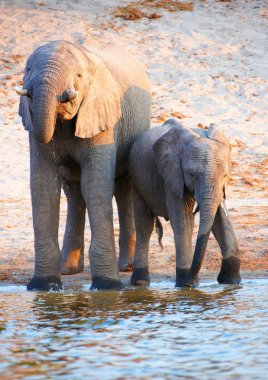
[0,279,268,379]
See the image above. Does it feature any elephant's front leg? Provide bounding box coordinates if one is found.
[81,143,123,290]
[212,206,241,284]
[27,138,62,291]
[166,189,197,288]
[61,178,86,275]
[115,175,136,272]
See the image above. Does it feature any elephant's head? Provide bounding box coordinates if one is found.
[16,40,121,144]
[153,120,231,286]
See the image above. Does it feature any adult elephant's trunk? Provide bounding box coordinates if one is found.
[32,83,58,144]
[186,191,220,287]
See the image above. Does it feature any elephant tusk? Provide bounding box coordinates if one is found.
[58,89,78,102]
[67,90,78,101]
[15,86,28,96]
[192,201,199,214]
[221,201,228,216]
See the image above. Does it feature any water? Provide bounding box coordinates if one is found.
[0,279,268,380]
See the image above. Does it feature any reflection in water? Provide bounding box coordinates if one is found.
[0,280,268,379]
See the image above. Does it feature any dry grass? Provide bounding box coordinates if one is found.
[114,1,193,21]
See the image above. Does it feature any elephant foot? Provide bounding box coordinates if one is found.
[175,268,200,289]
[217,256,241,284]
[90,276,124,291]
[61,248,84,275]
[27,276,63,291]
[130,267,150,286]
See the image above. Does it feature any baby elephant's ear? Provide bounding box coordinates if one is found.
[19,96,33,132]
[207,123,229,145]
[153,126,184,198]
[207,123,231,173]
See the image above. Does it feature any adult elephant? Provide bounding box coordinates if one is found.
[16,40,151,291]
[129,119,241,288]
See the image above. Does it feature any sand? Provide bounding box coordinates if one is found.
[0,0,267,287]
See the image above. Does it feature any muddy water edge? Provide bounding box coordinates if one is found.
[0,279,268,379]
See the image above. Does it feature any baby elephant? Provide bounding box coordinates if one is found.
[129,119,241,288]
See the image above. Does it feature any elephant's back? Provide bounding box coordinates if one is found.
[86,43,151,94]
[130,123,174,155]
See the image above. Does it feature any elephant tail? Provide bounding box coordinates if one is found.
[155,216,163,250]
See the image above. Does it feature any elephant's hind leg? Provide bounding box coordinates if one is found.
[115,175,136,272]
[61,178,86,275]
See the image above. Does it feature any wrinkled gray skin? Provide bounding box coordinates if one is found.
[129,119,241,288]
[18,40,151,291]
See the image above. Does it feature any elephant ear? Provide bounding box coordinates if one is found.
[207,123,231,174]
[19,95,33,132]
[207,123,229,146]
[153,125,185,199]
[75,53,122,139]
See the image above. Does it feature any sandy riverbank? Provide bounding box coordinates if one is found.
[0,0,267,288]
